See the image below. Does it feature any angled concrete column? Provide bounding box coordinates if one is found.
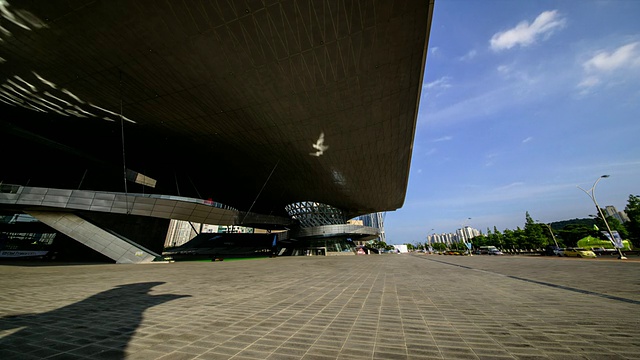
[26,211,161,264]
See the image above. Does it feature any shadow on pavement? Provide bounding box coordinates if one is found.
[0,282,189,359]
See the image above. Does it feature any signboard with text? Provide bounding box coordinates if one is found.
[0,250,48,258]
[601,231,624,248]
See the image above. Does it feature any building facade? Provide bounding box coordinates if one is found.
[355,212,386,244]
[428,227,481,245]
[0,1,434,262]
[164,220,256,249]
[604,205,630,223]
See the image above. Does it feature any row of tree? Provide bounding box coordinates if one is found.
[369,239,395,251]
[407,194,640,251]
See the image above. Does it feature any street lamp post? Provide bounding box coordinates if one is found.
[577,175,626,260]
[461,217,472,256]
[425,228,434,252]
[536,221,559,248]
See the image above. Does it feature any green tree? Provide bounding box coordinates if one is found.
[471,234,488,248]
[450,241,466,251]
[524,212,547,249]
[502,228,516,249]
[625,194,640,247]
[483,227,500,248]
[370,239,394,251]
[492,226,503,248]
[513,227,527,249]
[432,242,447,251]
[557,223,595,247]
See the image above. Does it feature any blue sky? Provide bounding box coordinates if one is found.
[384,0,640,244]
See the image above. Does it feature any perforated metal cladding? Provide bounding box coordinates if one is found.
[285,202,346,228]
[0,1,434,219]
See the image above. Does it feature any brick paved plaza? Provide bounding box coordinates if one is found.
[1,254,639,359]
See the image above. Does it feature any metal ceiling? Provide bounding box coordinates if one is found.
[0,0,434,219]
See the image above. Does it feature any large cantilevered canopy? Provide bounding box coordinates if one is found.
[0,0,434,219]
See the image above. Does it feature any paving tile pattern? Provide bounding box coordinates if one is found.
[1,254,639,359]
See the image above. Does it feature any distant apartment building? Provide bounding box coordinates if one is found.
[428,226,481,245]
[428,233,450,245]
[457,226,481,242]
[428,232,455,245]
[604,205,629,223]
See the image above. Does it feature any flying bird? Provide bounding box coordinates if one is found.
[310,132,329,156]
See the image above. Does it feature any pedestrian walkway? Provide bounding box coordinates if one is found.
[1,254,639,359]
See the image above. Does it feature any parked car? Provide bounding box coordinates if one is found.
[488,249,504,255]
[555,248,566,257]
[477,246,499,254]
[542,245,561,256]
[591,247,617,256]
[563,248,596,258]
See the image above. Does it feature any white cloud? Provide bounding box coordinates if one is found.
[577,76,600,88]
[565,159,640,175]
[522,136,533,143]
[495,63,536,85]
[484,152,499,167]
[496,182,526,191]
[583,42,640,72]
[490,10,566,51]
[420,83,523,127]
[423,76,451,90]
[459,50,477,61]
[420,62,572,128]
[578,41,640,91]
[406,181,577,209]
[497,65,511,73]
[432,136,452,142]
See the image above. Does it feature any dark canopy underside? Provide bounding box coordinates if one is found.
[0,0,433,219]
